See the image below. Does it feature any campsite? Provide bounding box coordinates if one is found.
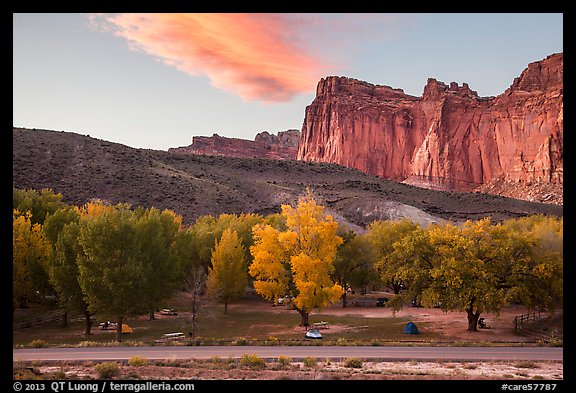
[13,289,561,347]
[13,291,563,380]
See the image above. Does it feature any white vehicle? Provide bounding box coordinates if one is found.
[305,328,322,339]
[277,295,294,306]
[98,321,117,330]
[160,308,178,315]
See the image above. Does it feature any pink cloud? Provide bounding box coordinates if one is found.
[89,13,334,102]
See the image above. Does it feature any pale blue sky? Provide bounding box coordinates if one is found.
[13,13,563,151]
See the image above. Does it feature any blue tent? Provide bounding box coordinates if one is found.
[403,321,419,334]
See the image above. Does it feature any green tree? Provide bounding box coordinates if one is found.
[367,219,421,294]
[133,207,184,319]
[378,225,438,311]
[77,204,186,341]
[426,219,511,331]
[174,226,208,339]
[51,222,95,333]
[249,193,344,326]
[502,215,563,309]
[188,213,264,270]
[43,206,86,330]
[387,217,563,332]
[77,204,145,342]
[333,230,378,306]
[13,188,66,225]
[207,228,247,314]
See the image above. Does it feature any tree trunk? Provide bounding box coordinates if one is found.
[342,291,347,308]
[116,315,123,343]
[19,297,29,309]
[149,310,155,320]
[224,301,228,315]
[466,308,481,332]
[61,311,68,328]
[84,310,93,336]
[190,312,196,340]
[297,308,310,327]
[190,293,199,339]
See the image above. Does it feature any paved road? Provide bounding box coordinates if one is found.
[13,346,563,362]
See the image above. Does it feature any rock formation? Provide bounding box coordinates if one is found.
[169,129,300,160]
[297,53,563,205]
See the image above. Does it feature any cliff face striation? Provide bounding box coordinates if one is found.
[297,53,563,205]
[169,129,300,161]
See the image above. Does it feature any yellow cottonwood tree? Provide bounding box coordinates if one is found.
[75,199,116,219]
[250,193,343,326]
[13,210,52,312]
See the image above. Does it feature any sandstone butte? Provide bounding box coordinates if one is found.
[297,53,563,205]
[169,129,300,161]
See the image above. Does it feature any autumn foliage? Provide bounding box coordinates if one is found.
[13,187,563,335]
[250,192,344,326]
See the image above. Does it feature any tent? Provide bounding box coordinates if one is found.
[117,323,133,334]
[403,321,419,334]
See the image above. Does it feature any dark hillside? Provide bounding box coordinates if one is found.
[13,128,562,227]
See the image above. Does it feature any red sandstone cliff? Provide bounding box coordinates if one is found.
[169,129,300,160]
[297,53,563,204]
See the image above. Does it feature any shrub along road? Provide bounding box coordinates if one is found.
[13,345,562,362]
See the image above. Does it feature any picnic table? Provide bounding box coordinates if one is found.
[155,332,186,343]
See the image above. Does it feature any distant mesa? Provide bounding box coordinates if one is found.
[168,129,300,161]
[297,53,563,205]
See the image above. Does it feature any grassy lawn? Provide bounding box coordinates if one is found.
[13,294,441,347]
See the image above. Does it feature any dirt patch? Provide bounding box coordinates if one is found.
[316,296,560,343]
[24,359,563,380]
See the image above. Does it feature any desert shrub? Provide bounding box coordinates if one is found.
[95,362,121,379]
[239,353,266,369]
[226,357,237,369]
[233,337,249,346]
[276,356,292,366]
[29,339,48,348]
[54,368,67,379]
[303,356,317,368]
[128,356,147,367]
[77,341,100,348]
[515,360,539,369]
[345,358,363,368]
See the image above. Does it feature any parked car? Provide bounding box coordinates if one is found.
[352,297,378,307]
[160,308,178,315]
[305,328,322,339]
[98,321,117,330]
[411,298,422,307]
[376,297,389,306]
[277,295,294,306]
